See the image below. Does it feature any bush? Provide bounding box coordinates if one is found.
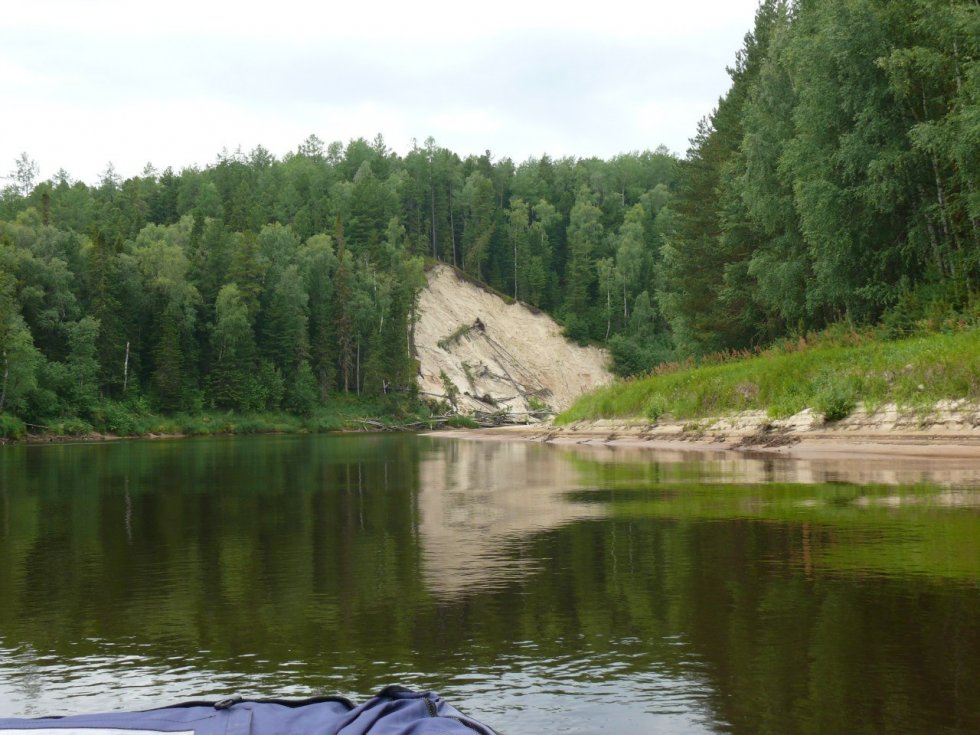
[89,400,151,435]
[812,373,858,422]
[285,362,319,416]
[609,333,675,378]
[445,415,479,428]
[645,395,669,422]
[0,413,26,439]
[49,417,94,435]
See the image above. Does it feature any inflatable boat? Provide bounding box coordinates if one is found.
[0,686,496,735]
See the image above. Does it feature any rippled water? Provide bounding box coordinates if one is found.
[1,435,978,733]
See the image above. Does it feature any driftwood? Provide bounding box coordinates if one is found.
[353,408,552,432]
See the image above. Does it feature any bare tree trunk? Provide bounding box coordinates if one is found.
[122,340,130,394]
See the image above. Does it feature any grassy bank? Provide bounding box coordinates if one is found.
[558,327,980,425]
[0,396,462,442]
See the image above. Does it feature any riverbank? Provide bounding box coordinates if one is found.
[429,400,980,460]
[559,329,980,428]
[0,398,453,445]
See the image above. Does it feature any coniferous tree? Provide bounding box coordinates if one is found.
[564,187,604,343]
[333,218,354,394]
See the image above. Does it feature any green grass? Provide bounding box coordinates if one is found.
[558,327,980,424]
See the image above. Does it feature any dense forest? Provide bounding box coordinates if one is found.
[0,0,977,432]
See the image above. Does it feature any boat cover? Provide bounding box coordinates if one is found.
[0,686,496,735]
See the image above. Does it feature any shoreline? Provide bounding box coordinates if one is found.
[6,402,980,462]
[428,402,980,461]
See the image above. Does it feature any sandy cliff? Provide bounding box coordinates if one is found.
[414,265,612,418]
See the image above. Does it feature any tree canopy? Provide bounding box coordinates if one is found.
[1,0,976,429]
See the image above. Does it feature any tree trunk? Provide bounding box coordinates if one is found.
[122,340,130,394]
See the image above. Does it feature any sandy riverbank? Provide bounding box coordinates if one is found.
[429,401,980,461]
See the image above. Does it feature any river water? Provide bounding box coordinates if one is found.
[1,434,978,733]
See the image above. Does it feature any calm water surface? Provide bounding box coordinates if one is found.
[1,434,979,733]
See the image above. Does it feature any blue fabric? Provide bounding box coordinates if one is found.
[0,688,496,735]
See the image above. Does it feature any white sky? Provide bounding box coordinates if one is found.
[1,0,761,185]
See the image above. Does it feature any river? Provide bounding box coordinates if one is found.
[1,434,978,733]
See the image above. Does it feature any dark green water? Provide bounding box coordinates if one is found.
[1,434,979,733]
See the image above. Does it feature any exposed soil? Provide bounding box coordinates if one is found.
[430,400,980,461]
[414,264,613,418]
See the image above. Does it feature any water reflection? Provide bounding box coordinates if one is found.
[417,440,601,596]
[0,435,978,734]
[542,440,980,487]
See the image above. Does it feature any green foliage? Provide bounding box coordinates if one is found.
[285,360,319,416]
[3,131,683,434]
[527,395,546,412]
[658,0,979,357]
[0,412,26,438]
[644,395,669,423]
[45,416,95,435]
[812,372,859,422]
[89,398,157,435]
[439,370,460,411]
[3,3,977,437]
[445,414,479,428]
[560,327,980,425]
[437,323,474,351]
[64,316,101,415]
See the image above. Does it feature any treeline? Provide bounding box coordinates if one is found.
[661,0,978,354]
[1,0,977,430]
[0,136,679,426]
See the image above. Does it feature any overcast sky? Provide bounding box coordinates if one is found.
[1,0,761,185]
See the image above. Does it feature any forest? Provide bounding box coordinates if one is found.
[0,0,977,435]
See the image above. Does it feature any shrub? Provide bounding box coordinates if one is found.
[445,415,479,428]
[645,395,669,423]
[90,400,148,435]
[49,417,94,435]
[0,413,26,439]
[813,373,858,422]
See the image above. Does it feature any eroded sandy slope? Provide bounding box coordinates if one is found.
[415,265,612,418]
